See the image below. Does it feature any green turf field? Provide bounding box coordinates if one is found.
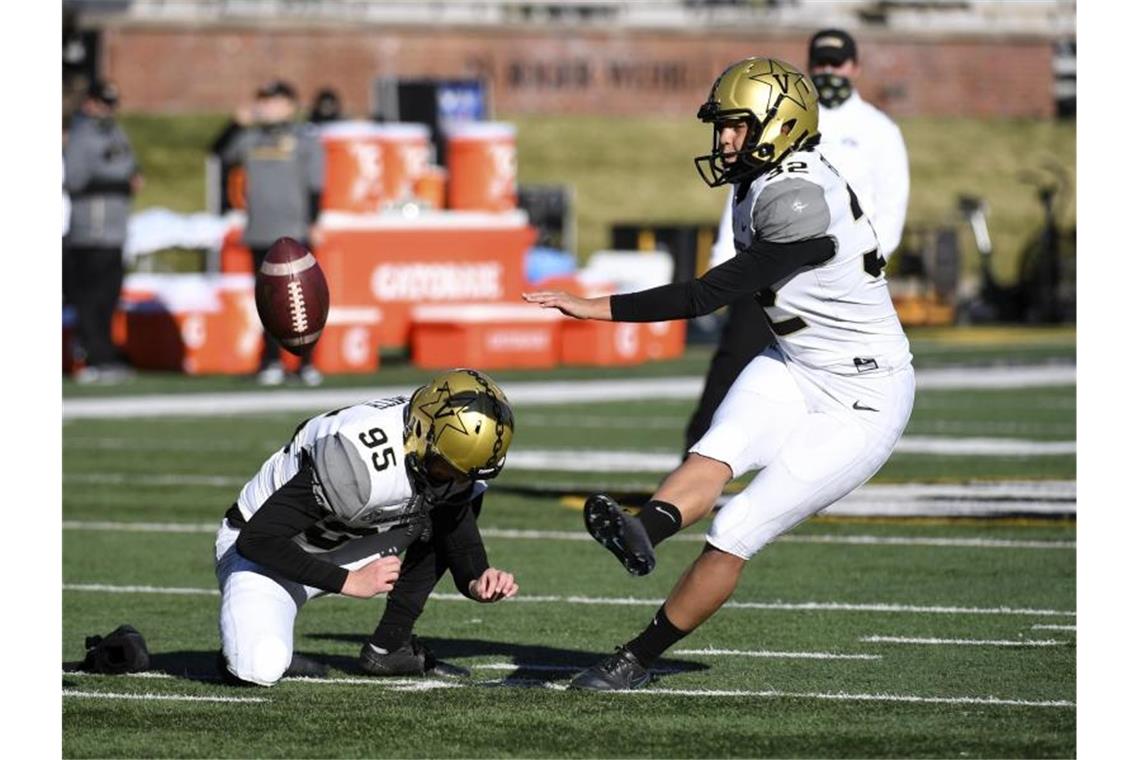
[61,327,1075,757]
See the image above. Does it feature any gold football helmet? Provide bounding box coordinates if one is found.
[404,368,515,503]
[694,57,820,187]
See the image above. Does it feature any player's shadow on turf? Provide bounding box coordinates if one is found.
[306,633,709,685]
[62,650,225,684]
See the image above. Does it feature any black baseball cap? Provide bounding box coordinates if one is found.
[809,29,858,66]
[256,79,298,101]
[87,79,120,107]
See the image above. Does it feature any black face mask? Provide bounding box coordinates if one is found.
[812,73,854,108]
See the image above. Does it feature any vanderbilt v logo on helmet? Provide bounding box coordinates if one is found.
[404,368,515,503]
[694,57,820,187]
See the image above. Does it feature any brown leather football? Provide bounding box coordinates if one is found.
[254,237,330,356]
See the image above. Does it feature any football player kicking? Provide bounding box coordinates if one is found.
[214,368,518,686]
[524,58,915,690]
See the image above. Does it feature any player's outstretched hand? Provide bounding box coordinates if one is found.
[341,556,402,599]
[522,291,612,321]
[468,568,518,603]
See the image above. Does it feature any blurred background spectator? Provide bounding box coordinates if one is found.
[215,79,326,386]
[307,87,344,125]
[63,79,141,384]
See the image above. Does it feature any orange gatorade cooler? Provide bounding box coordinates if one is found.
[377,123,432,206]
[321,121,387,212]
[413,165,448,209]
[311,306,383,374]
[446,122,517,212]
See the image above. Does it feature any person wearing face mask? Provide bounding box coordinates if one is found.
[64,80,142,384]
[681,28,910,452]
[217,80,326,386]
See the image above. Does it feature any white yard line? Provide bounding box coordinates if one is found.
[62,671,1072,708]
[62,690,267,704]
[64,670,451,689]
[611,687,1074,708]
[62,583,1075,617]
[861,635,1068,647]
[59,520,1076,550]
[62,365,1075,420]
[672,648,880,661]
[61,474,1078,517]
[1032,624,1077,631]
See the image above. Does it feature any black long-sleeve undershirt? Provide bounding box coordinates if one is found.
[234,464,350,593]
[233,464,489,596]
[610,236,835,323]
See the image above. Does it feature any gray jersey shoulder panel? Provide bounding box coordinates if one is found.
[752,177,831,243]
[310,432,372,522]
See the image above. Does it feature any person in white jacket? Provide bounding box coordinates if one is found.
[683,28,910,451]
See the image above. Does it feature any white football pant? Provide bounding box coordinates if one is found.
[690,345,915,559]
[214,522,406,686]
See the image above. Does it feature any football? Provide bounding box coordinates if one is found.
[254,237,330,356]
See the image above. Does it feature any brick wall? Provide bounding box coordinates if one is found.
[101,23,1056,118]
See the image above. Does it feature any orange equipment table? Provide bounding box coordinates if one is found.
[410,303,563,370]
[220,210,537,351]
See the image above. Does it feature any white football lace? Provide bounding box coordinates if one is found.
[287,280,309,333]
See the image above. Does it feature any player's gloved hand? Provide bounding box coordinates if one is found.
[341,556,402,599]
[522,291,612,321]
[468,568,518,603]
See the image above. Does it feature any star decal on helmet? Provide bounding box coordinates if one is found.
[417,382,482,441]
[749,59,810,111]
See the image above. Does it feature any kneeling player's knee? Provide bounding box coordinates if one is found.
[227,637,292,687]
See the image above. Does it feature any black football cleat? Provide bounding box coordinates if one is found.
[359,636,470,678]
[584,493,656,576]
[568,647,652,691]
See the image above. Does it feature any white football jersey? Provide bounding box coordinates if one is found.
[731,147,912,375]
[234,397,483,554]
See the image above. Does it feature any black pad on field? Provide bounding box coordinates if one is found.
[83,624,151,674]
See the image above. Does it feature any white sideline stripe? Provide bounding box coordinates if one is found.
[861,635,1067,647]
[1032,624,1077,631]
[614,687,1074,708]
[895,437,1075,456]
[63,690,267,704]
[61,365,1075,420]
[64,670,452,689]
[62,583,1075,617]
[469,662,687,674]
[59,520,1076,550]
[672,648,880,661]
[61,672,1072,708]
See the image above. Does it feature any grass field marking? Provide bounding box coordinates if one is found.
[61,365,1076,420]
[66,583,219,596]
[1032,624,1077,631]
[775,534,1074,550]
[895,437,1075,456]
[618,687,1075,709]
[64,472,245,487]
[860,635,1069,647]
[672,647,881,661]
[469,663,688,675]
[62,689,268,704]
[60,671,1074,710]
[64,669,460,689]
[63,583,1076,618]
[64,520,222,533]
[61,520,1076,551]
